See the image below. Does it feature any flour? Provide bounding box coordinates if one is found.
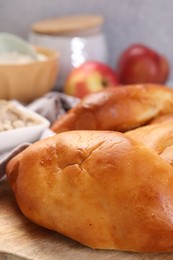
[0,51,47,64]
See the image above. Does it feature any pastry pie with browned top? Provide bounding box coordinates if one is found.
[6,84,173,252]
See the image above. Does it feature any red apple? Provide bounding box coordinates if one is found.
[116,44,170,85]
[64,61,119,98]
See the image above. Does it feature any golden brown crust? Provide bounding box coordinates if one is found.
[126,115,173,154]
[6,129,173,252]
[51,84,173,133]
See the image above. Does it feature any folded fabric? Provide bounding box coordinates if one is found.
[0,143,30,180]
[27,91,80,124]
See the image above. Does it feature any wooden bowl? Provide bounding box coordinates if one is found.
[0,46,59,103]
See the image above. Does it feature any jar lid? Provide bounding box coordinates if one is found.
[31,15,104,35]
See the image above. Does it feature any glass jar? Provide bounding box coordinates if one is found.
[28,15,109,90]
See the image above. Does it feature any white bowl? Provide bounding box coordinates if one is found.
[0,101,50,153]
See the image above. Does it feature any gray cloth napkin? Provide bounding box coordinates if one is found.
[0,91,80,181]
[27,91,80,124]
[0,143,30,180]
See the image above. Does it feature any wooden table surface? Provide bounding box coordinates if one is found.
[1,178,173,260]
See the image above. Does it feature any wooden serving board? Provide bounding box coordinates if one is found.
[1,179,173,260]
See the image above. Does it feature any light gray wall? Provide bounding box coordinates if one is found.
[1,0,173,79]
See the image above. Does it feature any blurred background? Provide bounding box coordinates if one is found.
[1,0,172,68]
